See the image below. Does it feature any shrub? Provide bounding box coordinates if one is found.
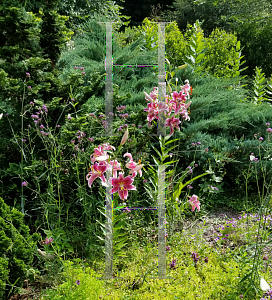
[0,197,39,298]
[202,28,247,79]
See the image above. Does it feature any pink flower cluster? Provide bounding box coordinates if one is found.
[45,237,53,244]
[188,194,200,212]
[143,81,192,134]
[86,144,144,200]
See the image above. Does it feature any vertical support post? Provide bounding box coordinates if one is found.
[104,168,113,279]
[150,23,172,279]
[105,22,113,137]
[157,165,167,277]
[97,21,122,280]
[157,22,166,137]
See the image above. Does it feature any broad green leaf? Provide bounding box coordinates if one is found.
[173,172,210,199]
[151,154,161,166]
[236,41,241,51]
[196,53,205,64]
[164,138,179,146]
[151,145,163,161]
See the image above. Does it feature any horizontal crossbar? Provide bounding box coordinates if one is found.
[112,206,159,211]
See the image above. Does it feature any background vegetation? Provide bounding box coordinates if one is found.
[1,0,272,298]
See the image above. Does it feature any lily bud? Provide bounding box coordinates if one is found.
[178,64,187,69]
[185,101,192,109]
[120,127,129,146]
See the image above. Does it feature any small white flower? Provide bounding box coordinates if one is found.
[260,277,270,291]
[250,155,255,161]
[176,78,178,82]
[0,113,3,120]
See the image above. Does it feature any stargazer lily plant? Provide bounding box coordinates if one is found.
[86,130,144,201]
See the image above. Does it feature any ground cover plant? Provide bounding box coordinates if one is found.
[1,2,272,300]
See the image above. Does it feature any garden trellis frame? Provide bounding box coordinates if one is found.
[96,20,174,280]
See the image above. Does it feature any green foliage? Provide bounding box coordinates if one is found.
[172,75,272,210]
[0,3,41,76]
[39,7,74,68]
[252,67,267,105]
[168,0,272,77]
[138,17,159,52]
[114,23,142,49]
[266,77,272,102]
[0,197,39,299]
[95,201,130,259]
[41,230,261,299]
[202,28,247,78]
[165,21,187,67]
[42,260,105,299]
[184,20,207,77]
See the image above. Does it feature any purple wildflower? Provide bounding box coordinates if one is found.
[169,259,176,269]
[191,252,199,263]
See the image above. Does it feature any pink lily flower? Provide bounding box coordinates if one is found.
[179,109,190,121]
[124,153,144,177]
[181,83,191,98]
[171,91,187,102]
[144,91,154,102]
[188,195,200,212]
[110,173,137,200]
[109,160,122,178]
[165,116,181,135]
[90,145,109,164]
[170,92,187,114]
[86,162,109,187]
[102,143,116,151]
[149,87,158,100]
[144,102,160,127]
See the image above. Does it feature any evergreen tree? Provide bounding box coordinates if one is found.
[39,0,73,69]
